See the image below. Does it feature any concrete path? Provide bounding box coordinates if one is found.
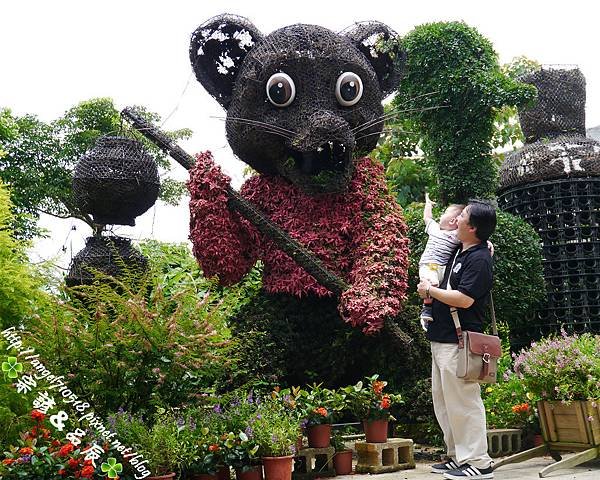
[336,455,600,479]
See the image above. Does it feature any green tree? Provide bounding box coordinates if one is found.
[0,183,48,330]
[0,98,191,238]
[389,22,537,204]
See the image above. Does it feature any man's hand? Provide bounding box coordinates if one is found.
[487,240,494,257]
[417,280,431,299]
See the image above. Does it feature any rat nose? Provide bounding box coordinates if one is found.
[291,110,354,152]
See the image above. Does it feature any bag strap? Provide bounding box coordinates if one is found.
[445,249,498,349]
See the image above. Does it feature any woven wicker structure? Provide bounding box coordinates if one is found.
[66,236,149,287]
[73,136,160,226]
[519,67,586,144]
[498,67,600,341]
[190,15,405,193]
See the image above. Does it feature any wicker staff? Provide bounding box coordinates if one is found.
[120,107,411,344]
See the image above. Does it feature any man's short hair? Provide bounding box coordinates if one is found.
[467,199,497,242]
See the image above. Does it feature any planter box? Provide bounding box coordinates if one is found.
[538,400,600,447]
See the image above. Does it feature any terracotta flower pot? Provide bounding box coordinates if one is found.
[236,465,263,480]
[333,450,353,475]
[307,424,331,448]
[217,466,231,480]
[148,474,176,480]
[191,474,218,480]
[362,419,388,443]
[262,455,293,480]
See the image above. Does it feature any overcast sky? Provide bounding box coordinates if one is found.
[2,0,598,267]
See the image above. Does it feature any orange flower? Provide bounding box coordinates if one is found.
[208,444,220,452]
[511,402,530,414]
[58,443,75,457]
[380,395,391,409]
[314,407,328,417]
[81,465,95,478]
[19,447,33,455]
[372,381,385,394]
[2,458,15,465]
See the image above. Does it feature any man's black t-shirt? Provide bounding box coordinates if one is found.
[427,242,493,343]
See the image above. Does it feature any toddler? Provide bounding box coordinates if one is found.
[419,193,465,328]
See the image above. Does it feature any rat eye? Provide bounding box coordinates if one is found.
[335,72,363,106]
[266,72,296,107]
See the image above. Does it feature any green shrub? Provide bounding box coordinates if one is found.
[394,21,536,203]
[28,241,247,417]
[228,292,430,392]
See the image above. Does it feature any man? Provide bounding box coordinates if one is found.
[417,200,497,480]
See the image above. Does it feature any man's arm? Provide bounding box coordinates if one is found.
[417,280,474,308]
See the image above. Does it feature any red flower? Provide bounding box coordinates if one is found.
[58,443,75,457]
[380,395,391,409]
[31,410,45,422]
[52,440,62,447]
[208,444,220,452]
[2,458,15,465]
[58,468,67,475]
[314,407,328,417]
[81,465,95,478]
[19,447,33,455]
[68,458,80,469]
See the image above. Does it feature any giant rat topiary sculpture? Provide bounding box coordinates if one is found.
[187,14,410,337]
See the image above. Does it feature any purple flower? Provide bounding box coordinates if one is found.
[177,417,185,427]
[290,445,297,455]
[19,455,32,463]
[271,434,279,443]
[256,414,262,420]
[300,419,308,429]
[189,418,197,431]
[245,426,254,438]
[247,391,254,404]
[213,404,223,414]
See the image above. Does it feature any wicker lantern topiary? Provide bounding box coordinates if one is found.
[498,66,600,342]
[65,236,149,287]
[73,136,160,226]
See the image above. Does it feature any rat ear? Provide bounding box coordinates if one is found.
[342,22,406,96]
[190,14,263,108]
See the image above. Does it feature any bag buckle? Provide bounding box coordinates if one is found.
[482,352,491,363]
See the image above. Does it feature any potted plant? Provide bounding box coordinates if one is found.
[112,408,183,480]
[220,395,263,480]
[343,375,402,443]
[251,397,301,480]
[514,331,600,447]
[331,429,353,475]
[298,384,343,448]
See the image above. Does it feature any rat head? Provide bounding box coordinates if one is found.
[190,14,405,193]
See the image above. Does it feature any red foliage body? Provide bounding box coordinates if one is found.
[188,151,409,333]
